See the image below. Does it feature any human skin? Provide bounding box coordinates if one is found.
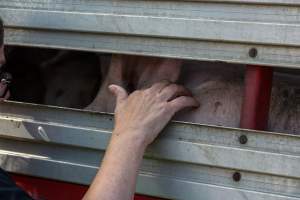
[83,81,199,200]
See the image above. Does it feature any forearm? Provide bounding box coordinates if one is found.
[83,82,198,199]
[83,131,146,200]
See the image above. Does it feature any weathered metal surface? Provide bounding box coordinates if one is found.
[1,0,300,67]
[0,101,299,199]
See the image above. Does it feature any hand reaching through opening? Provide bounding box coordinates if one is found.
[109,80,199,147]
[84,81,199,200]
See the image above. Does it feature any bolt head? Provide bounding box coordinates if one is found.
[249,48,258,58]
[233,172,242,182]
[239,135,248,144]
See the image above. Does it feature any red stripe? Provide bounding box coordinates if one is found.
[240,65,273,130]
[11,173,163,200]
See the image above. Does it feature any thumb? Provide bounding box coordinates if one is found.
[108,84,128,104]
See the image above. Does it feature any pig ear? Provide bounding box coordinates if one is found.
[109,84,128,104]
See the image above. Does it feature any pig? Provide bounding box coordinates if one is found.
[86,55,244,128]
[86,54,300,135]
[171,61,300,135]
[174,61,245,128]
[40,51,102,109]
[85,54,182,113]
[85,54,128,113]
[175,64,300,135]
[268,72,300,135]
[150,60,300,135]
[4,47,103,109]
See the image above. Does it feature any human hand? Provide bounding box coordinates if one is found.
[109,81,199,147]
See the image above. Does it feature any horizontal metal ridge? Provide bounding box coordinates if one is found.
[0,101,299,199]
[1,0,300,67]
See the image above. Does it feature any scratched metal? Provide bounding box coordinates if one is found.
[0,101,299,199]
[1,0,300,67]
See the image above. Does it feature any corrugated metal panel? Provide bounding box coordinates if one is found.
[1,0,300,67]
[0,101,299,200]
[1,1,300,199]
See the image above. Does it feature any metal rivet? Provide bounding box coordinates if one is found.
[233,172,241,182]
[249,48,258,58]
[239,135,248,144]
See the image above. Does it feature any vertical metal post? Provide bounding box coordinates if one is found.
[240,65,273,130]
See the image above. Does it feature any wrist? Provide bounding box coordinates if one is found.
[111,129,148,152]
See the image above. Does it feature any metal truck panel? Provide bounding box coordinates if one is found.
[1,0,300,67]
[0,102,299,199]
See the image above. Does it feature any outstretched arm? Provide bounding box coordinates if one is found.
[83,81,199,200]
